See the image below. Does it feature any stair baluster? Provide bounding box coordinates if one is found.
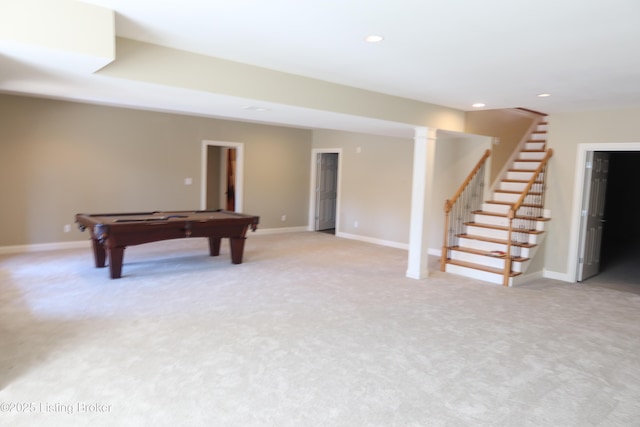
[441,149,491,272]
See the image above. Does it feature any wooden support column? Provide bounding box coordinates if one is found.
[406,127,437,279]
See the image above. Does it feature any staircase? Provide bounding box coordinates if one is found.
[441,119,552,286]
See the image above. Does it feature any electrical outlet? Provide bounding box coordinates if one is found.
[281,215,286,222]
[354,220,359,228]
[63,224,71,233]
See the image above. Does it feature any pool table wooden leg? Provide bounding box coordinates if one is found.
[108,247,125,279]
[208,237,221,256]
[229,237,246,264]
[91,239,106,268]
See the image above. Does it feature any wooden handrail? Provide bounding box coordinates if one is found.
[511,149,553,213]
[444,149,491,213]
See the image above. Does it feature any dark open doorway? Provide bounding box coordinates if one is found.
[585,151,640,293]
[202,141,243,212]
[314,152,339,234]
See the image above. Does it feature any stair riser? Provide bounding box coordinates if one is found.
[494,192,519,203]
[515,207,550,218]
[499,182,527,192]
[481,203,551,219]
[450,250,526,272]
[465,225,540,244]
[445,263,506,285]
[451,250,505,269]
[457,237,534,258]
[482,203,510,214]
[513,161,541,170]
[473,214,547,231]
[519,152,546,160]
[506,171,537,181]
[494,193,544,205]
[526,142,545,151]
[473,214,510,227]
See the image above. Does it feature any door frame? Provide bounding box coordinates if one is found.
[201,140,244,212]
[570,142,640,282]
[576,151,610,282]
[308,148,342,232]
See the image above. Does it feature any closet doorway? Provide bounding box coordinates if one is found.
[201,140,244,212]
[309,149,341,234]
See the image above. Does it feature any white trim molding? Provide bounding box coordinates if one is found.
[568,142,640,282]
[0,240,90,255]
[308,148,343,232]
[201,140,244,212]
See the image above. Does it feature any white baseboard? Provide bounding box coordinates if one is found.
[0,240,90,255]
[543,269,575,283]
[511,270,544,286]
[336,231,409,250]
[0,227,311,255]
[252,226,309,235]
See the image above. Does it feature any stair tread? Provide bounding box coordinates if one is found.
[464,222,544,234]
[451,246,530,262]
[446,259,522,277]
[458,233,537,248]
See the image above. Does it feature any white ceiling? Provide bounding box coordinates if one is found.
[2,0,640,136]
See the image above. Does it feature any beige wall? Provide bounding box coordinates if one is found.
[311,129,491,249]
[545,107,640,279]
[0,93,483,254]
[0,94,311,246]
[465,109,537,183]
[100,38,465,132]
[312,130,414,245]
[7,91,639,284]
[431,132,493,251]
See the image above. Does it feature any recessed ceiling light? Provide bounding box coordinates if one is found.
[537,93,551,98]
[364,35,384,43]
[472,103,486,108]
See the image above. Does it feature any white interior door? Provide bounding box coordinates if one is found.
[578,151,610,281]
[316,153,338,230]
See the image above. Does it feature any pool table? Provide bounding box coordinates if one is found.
[76,209,259,279]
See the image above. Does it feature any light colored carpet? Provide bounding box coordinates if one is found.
[1,232,639,427]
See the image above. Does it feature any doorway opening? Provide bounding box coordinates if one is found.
[309,149,341,235]
[575,145,640,291]
[201,140,244,212]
